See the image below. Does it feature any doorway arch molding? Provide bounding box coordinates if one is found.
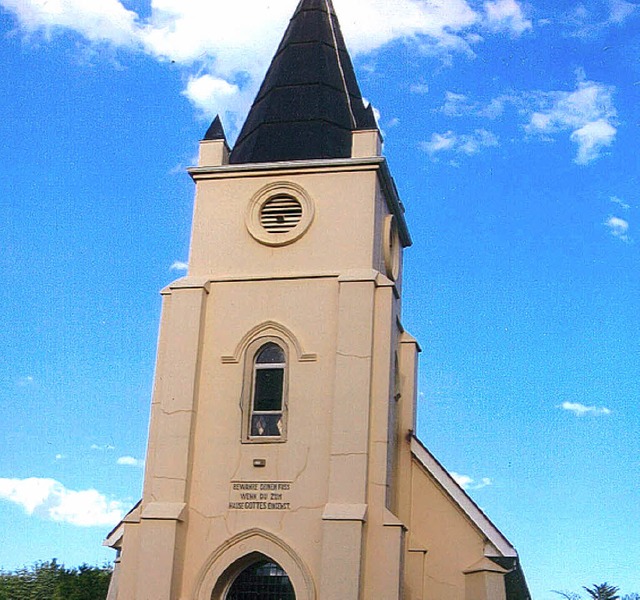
[194,528,316,600]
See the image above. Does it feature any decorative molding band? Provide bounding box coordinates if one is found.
[188,156,385,179]
[222,320,317,364]
[463,557,510,575]
[187,156,411,247]
[337,269,379,282]
[160,277,211,295]
[140,501,187,521]
[322,503,368,522]
[383,508,407,530]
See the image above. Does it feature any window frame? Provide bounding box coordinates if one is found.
[224,558,296,600]
[242,337,289,443]
[210,551,298,600]
[245,181,315,247]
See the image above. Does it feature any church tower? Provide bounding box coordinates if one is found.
[104,1,530,599]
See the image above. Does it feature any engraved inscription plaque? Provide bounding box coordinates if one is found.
[229,481,292,510]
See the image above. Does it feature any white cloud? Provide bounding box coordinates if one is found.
[55,454,64,460]
[480,97,508,119]
[451,472,492,490]
[0,477,125,527]
[117,456,145,468]
[524,74,617,164]
[170,260,189,271]
[141,0,482,62]
[605,216,631,242]
[439,90,510,119]
[452,472,473,488]
[421,129,498,157]
[410,83,430,95]
[570,119,617,164]
[565,0,638,36]
[182,74,243,119]
[434,74,618,164]
[422,131,457,154]
[608,0,638,24]
[484,0,532,35]
[90,443,115,451]
[137,1,293,68]
[334,0,480,55]
[560,401,612,416]
[0,0,511,129]
[0,0,139,45]
[441,91,473,116]
[610,196,630,210]
[458,129,499,154]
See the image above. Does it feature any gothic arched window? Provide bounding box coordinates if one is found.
[225,559,295,600]
[249,342,286,439]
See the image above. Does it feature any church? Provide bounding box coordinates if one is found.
[104,1,530,598]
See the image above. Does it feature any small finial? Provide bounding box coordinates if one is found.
[203,115,227,141]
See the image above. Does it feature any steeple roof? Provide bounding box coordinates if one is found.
[227,0,376,164]
[203,115,227,141]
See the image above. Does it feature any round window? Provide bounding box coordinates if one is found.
[383,214,400,281]
[246,182,315,246]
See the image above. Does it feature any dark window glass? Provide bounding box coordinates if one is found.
[250,342,286,439]
[256,343,285,364]
[226,560,295,600]
[254,369,284,411]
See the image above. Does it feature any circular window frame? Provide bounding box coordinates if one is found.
[246,182,315,247]
[383,214,401,281]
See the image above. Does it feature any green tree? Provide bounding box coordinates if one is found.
[53,564,111,600]
[583,583,620,600]
[0,560,111,600]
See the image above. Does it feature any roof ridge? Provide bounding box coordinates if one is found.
[323,0,357,128]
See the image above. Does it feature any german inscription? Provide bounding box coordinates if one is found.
[229,481,292,511]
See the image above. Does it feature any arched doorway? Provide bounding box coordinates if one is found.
[216,554,296,600]
[197,530,314,600]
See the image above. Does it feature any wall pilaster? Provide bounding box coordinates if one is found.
[134,277,210,599]
[320,274,376,599]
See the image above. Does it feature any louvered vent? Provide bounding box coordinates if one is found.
[260,195,303,233]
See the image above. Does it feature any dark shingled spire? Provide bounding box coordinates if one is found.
[360,102,378,130]
[203,115,227,141]
[229,0,375,164]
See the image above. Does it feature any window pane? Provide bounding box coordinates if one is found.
[226,560,295,599]
[251,414,283,437]
[254,369,283,411]
[256,343,285,364]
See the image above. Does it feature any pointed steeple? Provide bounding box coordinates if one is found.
[203,115,227,141]
[228,0,376,164]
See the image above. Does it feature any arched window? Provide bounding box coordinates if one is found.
[249,342,286,439]
[225,559,295,600]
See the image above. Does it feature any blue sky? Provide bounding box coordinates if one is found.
[0,0,638,597]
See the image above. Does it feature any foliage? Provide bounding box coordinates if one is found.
[553,591,583,600]
[553,584,640,600]
[583,583,620,600]
[0,560,111,600]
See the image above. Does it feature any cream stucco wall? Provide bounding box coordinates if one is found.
[107,150,520,600]
[189,163,385,280]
